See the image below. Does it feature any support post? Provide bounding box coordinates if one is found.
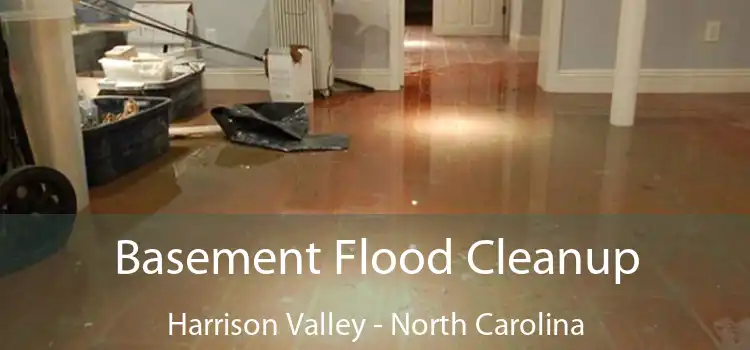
[0,0,90,211]
[609,0,648,127]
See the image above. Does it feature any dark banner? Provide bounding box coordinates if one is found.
[0,215,747,349]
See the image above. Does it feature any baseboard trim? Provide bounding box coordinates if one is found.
[203,67,395,91]
[509,34,540,52]
[335,69,395,91]
[542,69,750,93]
[203,68,267,90]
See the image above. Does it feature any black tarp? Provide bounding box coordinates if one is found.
[210,102,349,152]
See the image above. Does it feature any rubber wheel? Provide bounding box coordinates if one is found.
[0,166,77,276]
[0,165,77,214]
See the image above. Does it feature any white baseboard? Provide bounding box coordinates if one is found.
[509,34,540,52]
[203,68,267,90]
[543,69,750,93]
[203,67,395,91]
[335,69,395,91]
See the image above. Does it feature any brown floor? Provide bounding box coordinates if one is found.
[2,26,750,349]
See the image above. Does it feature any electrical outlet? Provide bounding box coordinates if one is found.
[704,21,721,42]
[205,28,217,43]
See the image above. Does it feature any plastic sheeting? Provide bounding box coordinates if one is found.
[210,102,349,152]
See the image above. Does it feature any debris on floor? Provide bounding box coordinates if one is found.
[211,102,349,153]
[169,125,224,139]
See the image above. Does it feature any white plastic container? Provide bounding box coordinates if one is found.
[98,62,206,122]
[99,57,173,82]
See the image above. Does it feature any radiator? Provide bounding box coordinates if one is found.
[270,0,334,96]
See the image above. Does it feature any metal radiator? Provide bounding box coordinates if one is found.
[270,0,334,96]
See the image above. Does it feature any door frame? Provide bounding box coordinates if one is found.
[389,0,405,90]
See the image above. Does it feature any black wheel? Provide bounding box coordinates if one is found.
[0,165,77,214]
[0,166,77,276]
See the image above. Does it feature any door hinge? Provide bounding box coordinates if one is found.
[502,5,507,15]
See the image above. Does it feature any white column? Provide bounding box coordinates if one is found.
[596,127,632,249]
[509,0,524,46]
[610,0,648,127]
[1,0,90,211]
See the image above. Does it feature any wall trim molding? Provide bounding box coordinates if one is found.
[536,0,564,90]
[510,33,540,52]
[203,68,268,90]
[335,68,395,91]
[203,68,395,91]
[545,69,750,93]
[389,0,405,90]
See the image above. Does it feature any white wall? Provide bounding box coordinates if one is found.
[113,0,394,89]
[560,0,750,70]
[509,0,542,51]
[538,0,750,93]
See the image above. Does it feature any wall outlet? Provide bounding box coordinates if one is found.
[704,21,721,42]
[204,28,217,43]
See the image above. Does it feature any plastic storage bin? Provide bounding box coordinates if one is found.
[82,96,172,186]
[98,64,205,122]
[99,57,174,82]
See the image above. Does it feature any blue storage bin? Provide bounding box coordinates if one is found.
[82,96,172,186]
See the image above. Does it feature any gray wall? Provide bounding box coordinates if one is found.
[510,0,542,37]
[559,0,750,70]
[521,0,542,36]
[115,0,390,70]
[333,0,390,69]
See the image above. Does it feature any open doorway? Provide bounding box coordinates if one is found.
[405,0,433,26]
[388,0,512,90]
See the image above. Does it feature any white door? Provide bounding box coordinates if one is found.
[433,0,506,36]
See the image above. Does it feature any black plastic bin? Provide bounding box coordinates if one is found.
[98,66,205,122]
[82,96,172,186]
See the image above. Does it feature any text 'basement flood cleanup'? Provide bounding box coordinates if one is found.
[118,238,640,284]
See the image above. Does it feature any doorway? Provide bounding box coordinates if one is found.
[402,0,509,34]
[388,0,511,89]
[405,0,433,26]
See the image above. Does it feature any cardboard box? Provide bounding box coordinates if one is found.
[126,1,196,57]
[105,45,138,59]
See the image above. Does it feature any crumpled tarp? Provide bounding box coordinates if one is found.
[210,102,349,152]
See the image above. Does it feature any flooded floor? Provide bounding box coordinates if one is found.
[3,26,750,349]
